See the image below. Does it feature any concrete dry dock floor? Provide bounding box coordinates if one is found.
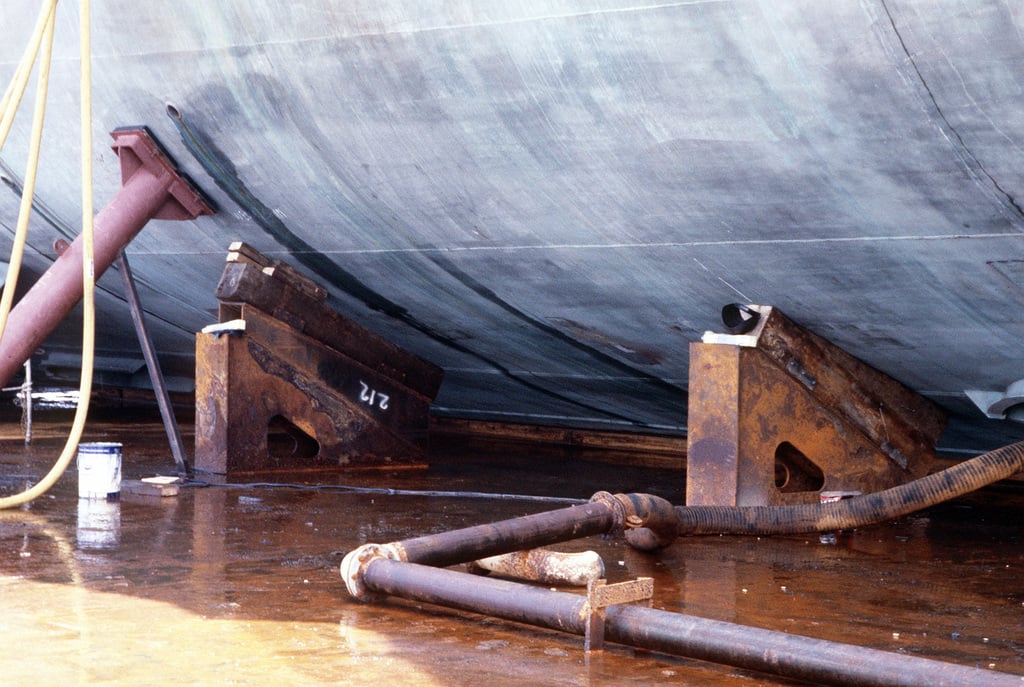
[0,412,1022,686]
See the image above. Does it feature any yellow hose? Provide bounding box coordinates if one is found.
[0,0,96,509]
[0,1,57,153]
[0,2,56,342]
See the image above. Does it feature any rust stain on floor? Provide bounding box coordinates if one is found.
[0,412,1022,685]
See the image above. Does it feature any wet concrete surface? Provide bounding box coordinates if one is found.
[1,411,1023,686]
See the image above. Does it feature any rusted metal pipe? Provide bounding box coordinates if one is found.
[341,492,675,598]
[353,558,1020,687]
[340,481,1023,684]
[0,127,212,388]
[385,500,616,568]
[374,491,676,568]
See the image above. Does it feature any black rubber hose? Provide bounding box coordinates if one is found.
[675,440,1024,536]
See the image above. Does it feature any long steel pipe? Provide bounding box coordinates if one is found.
[359,558,1020,687]
[341,492,676,599]
[342,479,1024,685]
[393,500,615,567]
[0,127,212,388]
[371,491,677,568]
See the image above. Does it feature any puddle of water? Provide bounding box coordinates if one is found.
[0,412,1022,685]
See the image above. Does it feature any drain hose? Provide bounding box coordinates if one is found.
[673,440,1024,536]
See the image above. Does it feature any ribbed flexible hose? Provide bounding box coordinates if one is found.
[675,440,1024,535]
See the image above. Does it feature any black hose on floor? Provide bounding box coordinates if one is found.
[673,440,1024,536]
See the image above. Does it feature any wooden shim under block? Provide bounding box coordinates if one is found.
[121,479,180,497]
[226,240,272,267]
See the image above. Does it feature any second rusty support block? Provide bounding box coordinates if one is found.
[686,304,947,506]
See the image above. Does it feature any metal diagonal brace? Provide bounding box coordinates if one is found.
[117,251,189,476]
[0,127,213,388]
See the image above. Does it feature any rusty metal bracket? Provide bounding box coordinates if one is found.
[194,245,443,473]
[584,577,654,652]
[686,305,947,506]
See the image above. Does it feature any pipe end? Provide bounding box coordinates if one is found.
[340,542,403,600]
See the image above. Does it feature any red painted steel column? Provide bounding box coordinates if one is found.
[0,128,212,388]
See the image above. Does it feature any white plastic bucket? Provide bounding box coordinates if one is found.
[77,442,122,499]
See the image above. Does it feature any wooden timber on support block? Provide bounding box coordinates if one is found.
[225,240,330,303]
[686,305,947,507]
[194,245,443,474]
[216,245,441,399]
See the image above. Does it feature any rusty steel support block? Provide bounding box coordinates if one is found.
[686,305,947,506]
[194,247,442,473]
[195,305,435,472]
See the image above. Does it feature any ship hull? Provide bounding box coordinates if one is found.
[1,1,1023,449]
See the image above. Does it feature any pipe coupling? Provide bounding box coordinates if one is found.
[609,492,680,551]
[588,491,679,550]
[589,490,627,528]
